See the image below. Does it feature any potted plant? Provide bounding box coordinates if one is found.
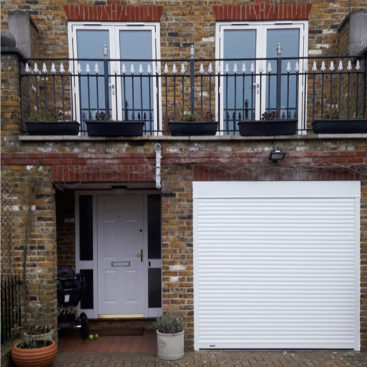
[26,109,79,135]
[85,106,145,137]
[168,111,218,136]
[153,313,184,361]
[11,326,57,367]
[57,305,78,323]
[24,323,54,343]
[312,105,367,134]
[238,111,298,136]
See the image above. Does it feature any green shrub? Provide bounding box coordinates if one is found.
[153,314,184,334]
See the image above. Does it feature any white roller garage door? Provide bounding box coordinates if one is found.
[193,181,360,350]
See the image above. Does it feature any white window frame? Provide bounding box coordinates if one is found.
[68,22,161,134]
[215,21,308,133]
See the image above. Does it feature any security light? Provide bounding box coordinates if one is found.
[269,149,285,162]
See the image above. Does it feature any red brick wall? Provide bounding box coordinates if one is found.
[56,190,75,268]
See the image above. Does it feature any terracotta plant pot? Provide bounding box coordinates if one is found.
[11,340,57,367]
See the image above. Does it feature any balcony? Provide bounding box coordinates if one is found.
[19,54,367,137]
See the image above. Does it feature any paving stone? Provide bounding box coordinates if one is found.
[54,350,367,367]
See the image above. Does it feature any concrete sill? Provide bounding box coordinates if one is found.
[18,133,367,142]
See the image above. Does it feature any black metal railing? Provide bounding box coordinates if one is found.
[1,274,22,344]
[19,53,367,135]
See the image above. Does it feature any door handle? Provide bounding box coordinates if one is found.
[136,249,143,262]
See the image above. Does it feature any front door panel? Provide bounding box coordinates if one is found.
[97,195,145,316]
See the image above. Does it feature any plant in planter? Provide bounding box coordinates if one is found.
[11,317,56,367]
[24,323,54,344]
[85,102,145,137]
[11,334,57,367]
[168,111,218,136]
[26,108,79,135]
[238,110,298,136]
[57,305,78,323]
[312,104,367,134]
[153,313,184,361]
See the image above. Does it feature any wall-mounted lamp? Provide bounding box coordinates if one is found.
[269,149,285,163]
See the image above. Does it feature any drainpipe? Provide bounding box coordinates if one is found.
[276,43,282,119]
[155,143,162,189]
[190,44,195,115]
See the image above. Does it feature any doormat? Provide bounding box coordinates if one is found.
[89,327,145,336]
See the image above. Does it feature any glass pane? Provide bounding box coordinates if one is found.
[148,195,161,259]
[79,195,93,261]
[223,30,256,132]
[80,269,94,309]
[77,30,111,125]
[119,30,153,132]
[148,268,161,308]
[266,29,300,119]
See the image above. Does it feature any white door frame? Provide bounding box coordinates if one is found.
[68,22,161,133]
[215,21,308,132]
[75,190,161,319]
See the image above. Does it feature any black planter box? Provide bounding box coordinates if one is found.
[26,121,80,135]
[238,119,298,136]
[86,120,144,137]
[312,119,367,134]
[168,122,218,136]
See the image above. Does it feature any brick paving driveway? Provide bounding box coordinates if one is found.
[54,350,367,367]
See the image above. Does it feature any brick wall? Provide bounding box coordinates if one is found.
[1,164,58,331]
[2,0,367,60]
[1,0,367,352]
[3,136,366,349]
[56,190,75,268]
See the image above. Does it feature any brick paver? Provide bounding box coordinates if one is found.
[56,331,367,366]
[54,349,367,367]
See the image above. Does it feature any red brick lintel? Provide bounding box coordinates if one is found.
[63,5,163,22]
[212,3,312,21]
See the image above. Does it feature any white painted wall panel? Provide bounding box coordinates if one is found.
[193,182,360,350]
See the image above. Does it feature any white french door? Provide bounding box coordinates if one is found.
[68,23,160,132]
[216,21,308,132]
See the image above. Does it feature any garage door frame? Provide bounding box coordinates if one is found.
[193,181,360,351]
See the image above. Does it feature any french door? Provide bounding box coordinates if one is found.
[68,23,160,133]
[216,22,308,133]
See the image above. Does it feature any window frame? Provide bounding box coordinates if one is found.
[67,22,161,133]
[215,21,309,132]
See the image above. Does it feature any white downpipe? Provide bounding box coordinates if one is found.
[155,143,162,189]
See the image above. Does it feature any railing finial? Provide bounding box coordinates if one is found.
[276,43,282,57]
[356,60,360,71]
[190,44,194,58]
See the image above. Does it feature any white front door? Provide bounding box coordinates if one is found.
[97,195,146,316]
